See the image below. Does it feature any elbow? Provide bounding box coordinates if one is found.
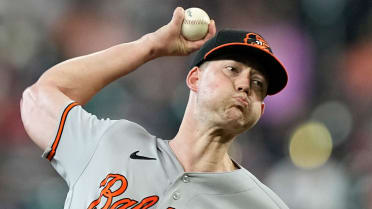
[20,85,38,137]
[21,85,36,118]
[21,84,39,112]
[20,82,69,150]
[20,84,53,149]
[20,83,51,128]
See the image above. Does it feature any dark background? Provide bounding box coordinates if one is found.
[1,0,372,208]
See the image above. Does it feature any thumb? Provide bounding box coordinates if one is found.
[170,7,185,27]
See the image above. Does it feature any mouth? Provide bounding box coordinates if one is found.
[233,96,249,107]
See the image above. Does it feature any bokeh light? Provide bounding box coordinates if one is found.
[301,0,347,25]
[289,121,333,169]
[311,100,352,146]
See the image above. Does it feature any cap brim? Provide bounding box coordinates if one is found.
[203,43,288,95]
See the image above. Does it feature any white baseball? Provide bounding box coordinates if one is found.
[181,8,210,41]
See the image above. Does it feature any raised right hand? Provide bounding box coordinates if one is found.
[146,7,216,57]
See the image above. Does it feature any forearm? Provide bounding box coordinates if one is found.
[38,34,158,105]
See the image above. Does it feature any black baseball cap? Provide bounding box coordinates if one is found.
[190,29,288,95]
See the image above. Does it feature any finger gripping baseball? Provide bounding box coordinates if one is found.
[181,8,210,41]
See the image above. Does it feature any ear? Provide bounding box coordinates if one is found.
[186,66,200,92]
[260,102,265,116]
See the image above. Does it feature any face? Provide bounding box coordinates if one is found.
[189,58,268,134]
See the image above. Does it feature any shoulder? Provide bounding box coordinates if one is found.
[97,119,159,151]
[66,105,152,138]
[106,119,154,139]
[61,105,157,148]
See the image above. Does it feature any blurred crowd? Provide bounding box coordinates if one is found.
[1,0,372,208]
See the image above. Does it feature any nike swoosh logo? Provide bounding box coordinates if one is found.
[130,151,156,160]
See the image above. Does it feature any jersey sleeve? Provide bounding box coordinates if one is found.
[42,102,117,187]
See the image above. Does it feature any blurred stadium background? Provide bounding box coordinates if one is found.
[1,0,372,208]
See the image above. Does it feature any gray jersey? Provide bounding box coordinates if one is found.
[43,102,289,209]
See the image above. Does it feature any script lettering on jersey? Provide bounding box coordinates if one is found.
[88,173,176,209]
[88,174,160,209]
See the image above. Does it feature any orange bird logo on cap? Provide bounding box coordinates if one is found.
[244,33,272,53]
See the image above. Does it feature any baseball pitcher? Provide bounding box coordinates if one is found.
[21,7,289,209]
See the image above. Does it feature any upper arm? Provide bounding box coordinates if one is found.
[20,83,73,151]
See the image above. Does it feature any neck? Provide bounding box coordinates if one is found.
[169,102,239,172]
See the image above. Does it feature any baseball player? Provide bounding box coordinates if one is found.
[21,7,289,209]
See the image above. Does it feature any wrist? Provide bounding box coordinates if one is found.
[137,33,165,61]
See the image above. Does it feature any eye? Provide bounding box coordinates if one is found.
[251,79,264,88]
[225,66,239,73]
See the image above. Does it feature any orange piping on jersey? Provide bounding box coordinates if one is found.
[46,102,79,161]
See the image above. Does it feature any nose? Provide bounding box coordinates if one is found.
[236,76,250,95]
[237,85,249,95]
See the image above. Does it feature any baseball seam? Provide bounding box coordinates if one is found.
[183,19,209,25]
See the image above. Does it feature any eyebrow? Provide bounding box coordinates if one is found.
[231,60,267,78]
[250,69,266,78]
[216,58,268,80]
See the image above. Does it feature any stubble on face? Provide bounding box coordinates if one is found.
[194,61,263,134]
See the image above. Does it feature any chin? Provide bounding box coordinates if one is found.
[221,117,254,134]
[223,111,259,133]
